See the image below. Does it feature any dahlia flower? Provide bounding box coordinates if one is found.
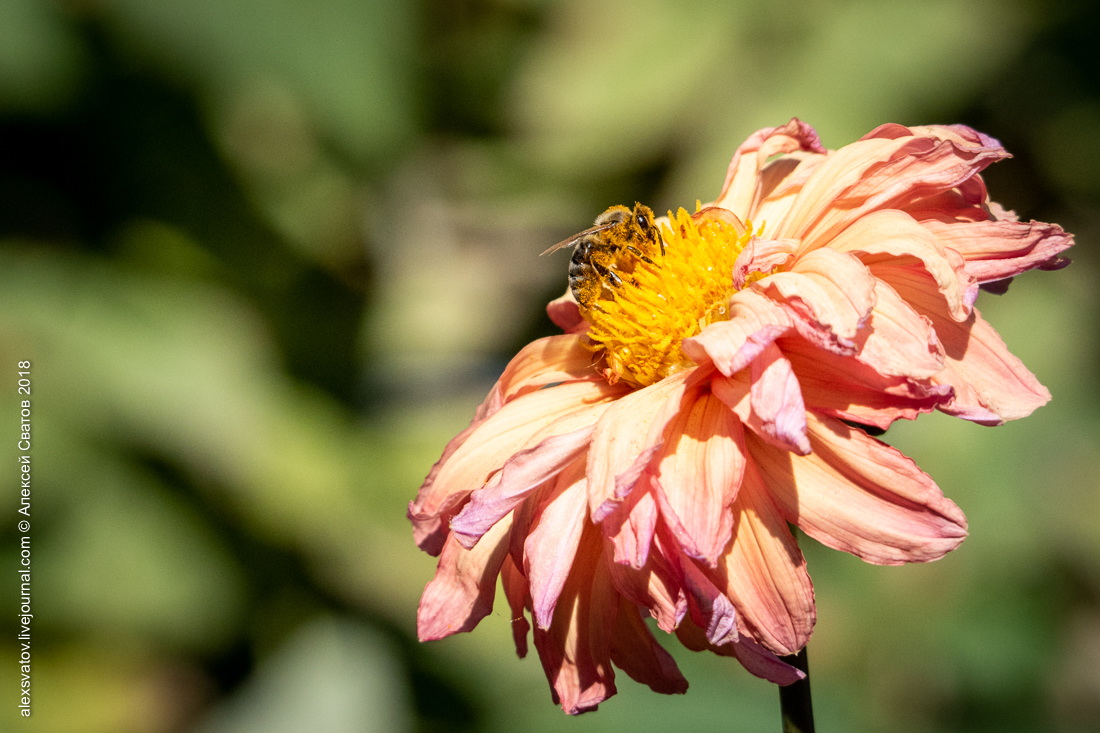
[409,119,1072,714]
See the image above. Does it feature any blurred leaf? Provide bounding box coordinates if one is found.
[195,616,410,733]
[0,645,205,733]
[1035,101,1100,197]
[103,0,417,166]
[0,244,440,627]
[0,0,85,112]
[34,446,245,650]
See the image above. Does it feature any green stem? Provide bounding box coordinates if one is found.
[779,646,815,733]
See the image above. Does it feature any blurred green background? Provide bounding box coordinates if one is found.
[0,0,1098,731]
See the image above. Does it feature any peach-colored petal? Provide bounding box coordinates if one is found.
[409,419,482,555]
[686,261,877,375]
[921,217,1073,283]
[778,247,878,338]
[601,478,659,568]
[711,461,815,656]
[674,618,805,686]
[605,538,687,633]
[450,426,593,549]
[475,334,599,420]
[903,123,1004,150]
[751,413,968,565]
[749,342,810,455]
[417,512,514,641]
[694,205,748,235]
[532,522,617,715]
[524,458,589,629]
[732,237,799,290]
[682,289,796,376]
[882,268,1051,423]
[902,180,988,223]
[501,554,531,658]
[771,135,900,241]
[508,482,548,576]
[712,369,808,455]
[415,380,624,523]
[714,118,826,217]
[856,279,944,380]
[729,636,807,686]
[779,336,953,430]
[779,130,1008,251]
[829,208,972,321]
[586,370,694,520]
[675,547,739,647]
[547,291,588,334]
[751,152,828,227]
[609,596,688,695]
[653,391,746,566]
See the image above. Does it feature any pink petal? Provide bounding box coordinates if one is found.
[681,289,795,376]
[500,554,531,658]
[414,379,625,526]
[751,153,829,228]
[732,237,799,290]
[904,123,1004,150]
[694,205,748,234]
[652,391,746,565]
[777,130,1008,251]
[883,268,1051,423]
[750,412,968,565]
[729,635,807,686]
[450,425,594,549]
[712,369,808,455]
[749,342,810,455]
[921,217,1073,283]
[713,118,826,218]
[769,247,878,347]
[409,419,482,555]
[547,291,589,334]
[675,548,739,647]
[474,334,599,421]
[417,513,514,641]
[609,596,688,695]
[673,618,805,686]
[605,537,687,633]
[524,458,590,629]
[779,336,953,430]
[601,480,659,568]
[531,523,617,715]
[586,370,695,520]
[856,279,945,380]
[829,208,973,321]
[711,460,815,656]
[509,484,548,577]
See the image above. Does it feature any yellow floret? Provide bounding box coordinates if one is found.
[583,207,755,387]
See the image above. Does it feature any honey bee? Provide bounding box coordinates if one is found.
[542,203,664,308]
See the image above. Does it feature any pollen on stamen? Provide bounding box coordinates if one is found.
[582,207,756,387]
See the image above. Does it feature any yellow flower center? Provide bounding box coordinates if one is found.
[582,205,757,387]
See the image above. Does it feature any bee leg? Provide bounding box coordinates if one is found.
[593,261,623,288]
[626,245,655,265]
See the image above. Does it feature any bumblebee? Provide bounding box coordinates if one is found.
[542,203,664,308]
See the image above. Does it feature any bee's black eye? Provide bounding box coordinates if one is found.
[636,215,648,230]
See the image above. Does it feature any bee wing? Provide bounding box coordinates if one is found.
[540,222,617,255]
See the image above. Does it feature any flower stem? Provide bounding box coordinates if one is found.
[779,646,815,733]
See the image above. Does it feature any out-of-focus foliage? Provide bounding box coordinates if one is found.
[0,0,1097,731]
